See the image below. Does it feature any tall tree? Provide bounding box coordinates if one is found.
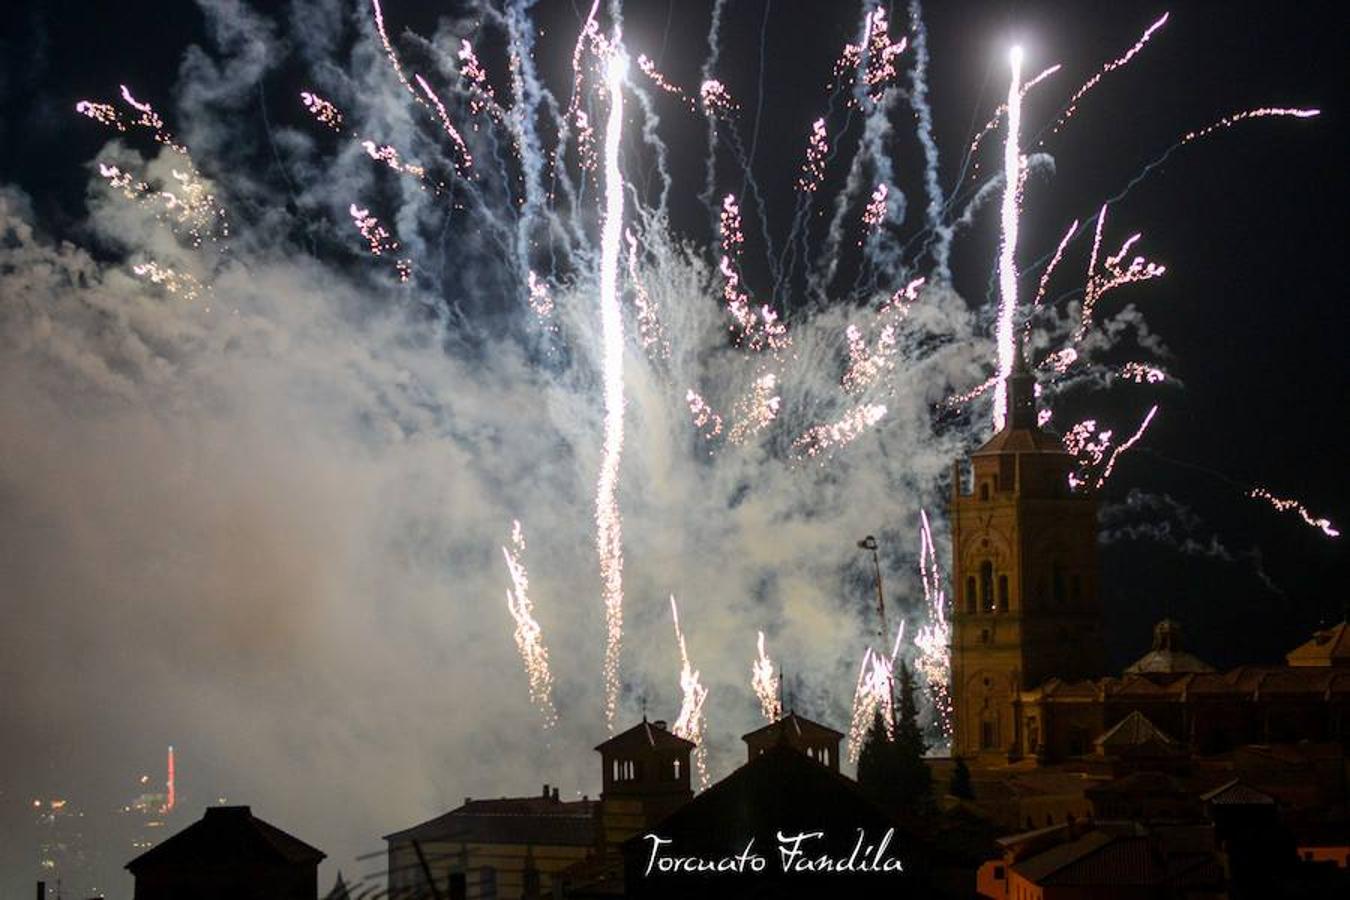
[893,662,934,812]
[949,756,974,800]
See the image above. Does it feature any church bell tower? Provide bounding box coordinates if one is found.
[949,348,1104,762]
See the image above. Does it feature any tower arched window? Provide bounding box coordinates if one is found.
[979,482,990,501]
[966,576,977,614]
[997,575,1009,612]
[980,561,994,612]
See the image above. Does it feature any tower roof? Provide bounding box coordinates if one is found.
[1286,621,1350,667]
[594,717,696,755]
[972,342,1066,456]
[740,710,844,744]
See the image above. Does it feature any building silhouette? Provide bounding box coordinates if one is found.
[125,805,323,900]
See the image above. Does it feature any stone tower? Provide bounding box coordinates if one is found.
[949,348,1104,762]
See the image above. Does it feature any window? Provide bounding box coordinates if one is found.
[980,561,994,612]
[997,575,1009,612]
[980,628,991,644]
[966,576,977,614]
[993,865,1005,880]
[1026,717,1039,754]
[523,866,541,897]
[673,758,681,780]
[448,873,467,900]
[980,719,995,749]
[979,482,990,501]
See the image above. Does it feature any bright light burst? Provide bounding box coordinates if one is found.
[751,631,780,723]
[670,596,711,789]
[502,521,558,728]
[991,45,1024,433]
[596,45,628,732]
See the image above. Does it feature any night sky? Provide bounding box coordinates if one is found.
[1,0,1346,895]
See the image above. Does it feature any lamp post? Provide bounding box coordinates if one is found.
[858,534,898,717]
[857,535,888,646]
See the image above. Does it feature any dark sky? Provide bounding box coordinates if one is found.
[0,0,1346,894]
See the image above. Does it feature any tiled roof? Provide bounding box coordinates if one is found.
[126,806,324,872]
[385,797,597,846]
[1286,621,1350,667]
[1200,779,1276,806]
[1095,711,1176,752]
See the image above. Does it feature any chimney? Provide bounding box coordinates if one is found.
[542,783,550,798]
[463,797,471,807]
[552,787,559,802]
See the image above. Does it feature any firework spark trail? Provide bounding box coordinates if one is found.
[1044,13,1170,140]
[502,521,558,727]
[1249,488,1340,538]
[78,87,228,248]
[1073,206,1166,343]
[596,48,628,731]
[1033,219,1079,309]
[1094,404,1159,488]
[624,232,668,357]
[797,118,829,193]
[991,46,1025,433]
[131,261,208,302]
[915,510,952,740]
[413,75,474,175]
[299,91,343,131]
[369,0,422,103]
[727,373,782,444]
[792,404,888,460]
[717,194,788,352]
[1106,107,1320,208]
[1118,362,1168,384]
[349,204,410,281]
[847,622,905,761]
[686,390,725,442]
[841,277,925,395]
[862,183,889,233]
[526,270,554,319]
[669,596,710,789]
[751,631,780,722]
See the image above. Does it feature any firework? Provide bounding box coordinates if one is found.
[1047,13,1170,138]
[1181,107,1320,145]
[914,511,952,740]
[596,48,628,731]
[1074,206,1166,343]
[798,118,829,193]
[751,631,780,722]
[669,596,710,789]
[502,520,558,727]
[727,374,782,444]
[299,91,342,131]
[686,390,725,441]
[793,404,888,459]
[348,204,411,282]
[991,46,1025,434]
[1249,488,1340,538]
[862,183,889,233]
[1095,405,1160,488]
[131,261,208,303]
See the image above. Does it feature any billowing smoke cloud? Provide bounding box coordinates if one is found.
[0,0,1188,894]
